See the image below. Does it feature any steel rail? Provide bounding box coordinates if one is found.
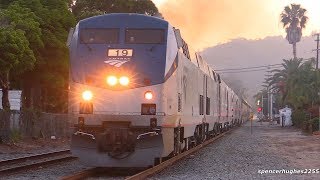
[0,149,71,166]
[126,129,234,180]
[0,149,76,175]
[61,167,102,180]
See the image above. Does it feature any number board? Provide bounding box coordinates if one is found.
[108,49,133,57]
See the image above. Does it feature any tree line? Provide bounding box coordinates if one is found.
[265,58,320,109]
[0,0,158,112]
[260,58,320,129]
[255,4,319,130]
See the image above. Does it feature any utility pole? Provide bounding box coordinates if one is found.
[314,34,320,131]
[261,94,264,116]
[266,66,272,120]
[267,87,270,119]
[270,92,273,120]
[314,33,320,69]
[318,92,320,132]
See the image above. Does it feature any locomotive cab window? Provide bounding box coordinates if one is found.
[125,29,165,44]
[80,28,119,44]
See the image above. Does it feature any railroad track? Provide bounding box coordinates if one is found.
[0,149,76,175]
[126,131,229,180]
[61,128,235,180]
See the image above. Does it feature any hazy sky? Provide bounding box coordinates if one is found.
[152,0,320,50]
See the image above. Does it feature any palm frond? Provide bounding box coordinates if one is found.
[297,8,307,18]
[291,4,301,14]
[284,6,291,15]
[300,16,308,28]
[280,16,291,27]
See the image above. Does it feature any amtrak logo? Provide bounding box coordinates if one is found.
[104,60,129,67]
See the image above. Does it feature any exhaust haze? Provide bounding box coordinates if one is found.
[152,0,319,103]
[153,0,320,50]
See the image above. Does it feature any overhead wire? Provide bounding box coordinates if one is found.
[219,67,280,74]
[214,64,282,72]
[213,58,314,73]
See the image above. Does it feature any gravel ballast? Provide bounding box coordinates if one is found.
[151,120,320,180]
[1,120,319,179]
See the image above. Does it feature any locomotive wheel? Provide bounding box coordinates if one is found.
[213,123,219,136]
[200,124,205,142]
[154,157,163,166]
[190,137,195,148]
[194,126,200,145]
[179,138,189,152]
[174,127,182,155]
[204,123,209,140]
[218,124,222,133]
[225,123,229,131]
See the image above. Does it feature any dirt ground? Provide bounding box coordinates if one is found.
[257,121,320,169]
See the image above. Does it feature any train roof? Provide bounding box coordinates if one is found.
[78,13,168,29]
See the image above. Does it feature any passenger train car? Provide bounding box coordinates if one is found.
[68,13,251,167]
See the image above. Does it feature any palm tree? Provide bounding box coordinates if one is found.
[266,58,319,109]
[280,4,308,59]
[266,58,303,106]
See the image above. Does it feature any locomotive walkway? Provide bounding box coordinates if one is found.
[151,120,320,180]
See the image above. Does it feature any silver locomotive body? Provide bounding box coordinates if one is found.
[68,13,251,167]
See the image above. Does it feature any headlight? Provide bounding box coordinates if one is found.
[144,91,153,100]
[119,76,129,86]
[107,76,118,86]
[82,90,93,101]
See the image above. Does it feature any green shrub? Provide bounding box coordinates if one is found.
[309,118,320,132]
[292,109,307,127]
[9,129,22,143]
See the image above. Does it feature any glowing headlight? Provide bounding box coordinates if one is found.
[107,76,118,86]
[119,76,129,86]
[144,91,153,100]
[82,90,93,101]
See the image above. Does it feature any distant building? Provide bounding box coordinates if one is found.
[0,90,22,110]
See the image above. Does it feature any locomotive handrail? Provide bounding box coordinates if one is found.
[137,132,159,140]
[74,131,95,140]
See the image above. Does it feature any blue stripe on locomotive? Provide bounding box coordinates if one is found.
[69,14,169,88]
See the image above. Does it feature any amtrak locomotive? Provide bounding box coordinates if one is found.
[68,13,251,167]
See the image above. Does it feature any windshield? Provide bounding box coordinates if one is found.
[80,28,119,44]
[125,29,165,44]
